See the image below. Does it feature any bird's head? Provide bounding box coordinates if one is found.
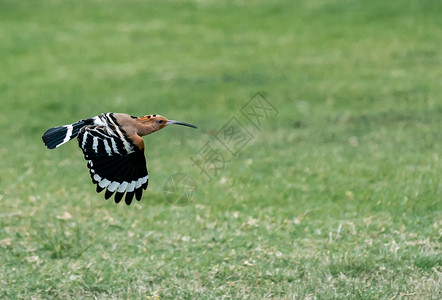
[136,114,197,136]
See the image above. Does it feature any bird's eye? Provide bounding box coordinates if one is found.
[158,120,163,124]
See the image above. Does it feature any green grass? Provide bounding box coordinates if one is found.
[0,0,441,298]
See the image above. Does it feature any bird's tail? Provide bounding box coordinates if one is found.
[42,118,94,149]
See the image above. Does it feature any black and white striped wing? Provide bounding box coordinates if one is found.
[78,126,148,205]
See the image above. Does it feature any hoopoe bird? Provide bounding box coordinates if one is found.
[42,113,197,205]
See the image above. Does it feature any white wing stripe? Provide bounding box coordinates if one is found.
[103,139,113,156]
[107,181,120,192]
[127,181,136,192]
[59,124,73,147]
[135,178,143,189]
[92,136,99,153]
[110,138,121,155]
[99,179,111,188]
[117,181,129,193]
[81,131,89,149]
[93,116,105,126]
[93,174,101,182]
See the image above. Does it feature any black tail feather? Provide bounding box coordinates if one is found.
[42,119,94,149]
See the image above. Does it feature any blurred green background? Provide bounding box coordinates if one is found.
[0,0,441,298]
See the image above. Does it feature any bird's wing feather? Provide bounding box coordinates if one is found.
[78,125,148,205]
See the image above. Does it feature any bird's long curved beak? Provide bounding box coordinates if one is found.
[166,120,197,129]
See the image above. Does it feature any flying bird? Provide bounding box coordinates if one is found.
[42,113,197,205]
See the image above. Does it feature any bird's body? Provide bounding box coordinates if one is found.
[42,113,196,205]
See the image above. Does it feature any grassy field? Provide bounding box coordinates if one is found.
[0,0,441,299]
